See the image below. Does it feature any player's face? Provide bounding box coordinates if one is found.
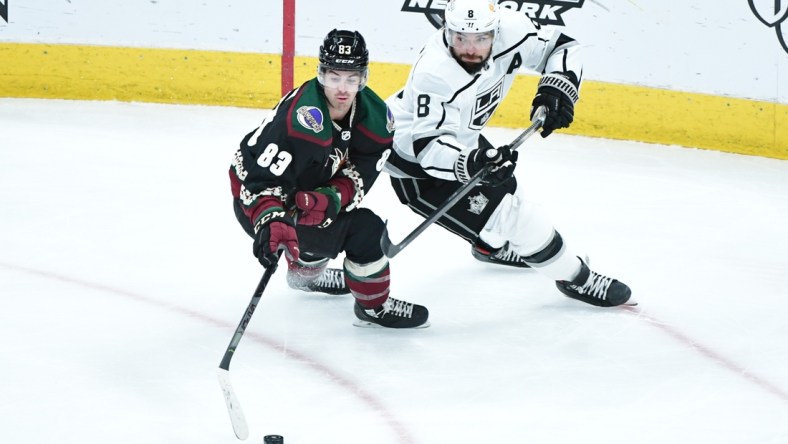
[448,30,494,72]
[320,69,364,110]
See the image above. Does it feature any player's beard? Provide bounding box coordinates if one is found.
[450,49,488,74]
[458,59,485,74]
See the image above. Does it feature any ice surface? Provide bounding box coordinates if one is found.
[2,99,788,444]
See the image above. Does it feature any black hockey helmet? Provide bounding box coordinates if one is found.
[318,29,369,90]
[318,29,369,72]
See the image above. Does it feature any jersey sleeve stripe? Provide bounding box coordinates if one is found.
[413,135,439,157]
[356,122,393,144]
[492,32,537,62]
[435,138,463,152]
[423,165,454,173]
[437,74,481,129]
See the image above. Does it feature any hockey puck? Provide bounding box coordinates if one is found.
[263,435,283,444]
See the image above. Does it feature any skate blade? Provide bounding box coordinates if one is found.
[352,320,431,329]
[620,298,638,307]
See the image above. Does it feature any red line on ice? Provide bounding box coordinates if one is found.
[1,262,417,444]
[622,305,788,404]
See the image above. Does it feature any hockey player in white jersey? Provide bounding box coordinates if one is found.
[385,0,632,307]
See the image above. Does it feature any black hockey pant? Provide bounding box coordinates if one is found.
[233,199,385,264]
[389,176,517,244]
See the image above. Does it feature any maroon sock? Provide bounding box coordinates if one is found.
[345,262,390,308]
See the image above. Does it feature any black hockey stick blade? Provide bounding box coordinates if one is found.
[380,108,546,258]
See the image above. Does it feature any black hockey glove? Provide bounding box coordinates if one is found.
[455,145,519,187]
[531,73,580,138]
[252,207,300,268]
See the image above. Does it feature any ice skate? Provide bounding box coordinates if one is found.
[287,266,350,295]
[353,297,430,329]
[471,241,531,268]
[556,258,632,307]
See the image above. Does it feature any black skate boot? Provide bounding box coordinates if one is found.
[556,258,632,307]
[472,241,531,268]
[353,297,430,329]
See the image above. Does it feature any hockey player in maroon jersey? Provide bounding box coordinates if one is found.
[385,0,632,307]
[229,29,429,328]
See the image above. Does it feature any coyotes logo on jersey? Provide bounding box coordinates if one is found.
[327,147,349,177]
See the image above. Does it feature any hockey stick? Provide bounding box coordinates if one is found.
[218,257,281,440]
[380,106,547,258]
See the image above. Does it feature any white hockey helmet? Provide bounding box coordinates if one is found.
[443,0,500,35]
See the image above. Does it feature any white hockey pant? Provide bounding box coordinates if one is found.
[479,193,580,282]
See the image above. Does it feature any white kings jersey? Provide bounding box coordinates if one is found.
[385,8,582,181]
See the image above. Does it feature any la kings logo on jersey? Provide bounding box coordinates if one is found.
[467,192,489,215]
[748,0,788,54]
[472,79,504,129]
[400,0,585,28]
